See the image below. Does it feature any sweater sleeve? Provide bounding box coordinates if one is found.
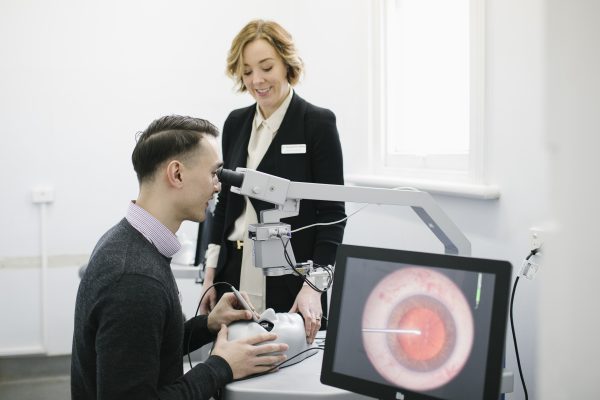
[183,315,216,353]
[94,274,232,400]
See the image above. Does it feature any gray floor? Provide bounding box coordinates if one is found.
[0,376,70,400]
[0,355,70,400]
[0,348,210,400]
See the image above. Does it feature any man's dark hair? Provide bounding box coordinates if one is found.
[132,115,219,183]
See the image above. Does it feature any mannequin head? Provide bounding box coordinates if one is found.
[227,309,317,361]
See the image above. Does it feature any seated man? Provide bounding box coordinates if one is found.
[71,115,288,399]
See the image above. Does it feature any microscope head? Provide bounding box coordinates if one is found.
[227,309,317,362]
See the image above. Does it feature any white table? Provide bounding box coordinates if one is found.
[188,331,514,400]
[224,342,373,400]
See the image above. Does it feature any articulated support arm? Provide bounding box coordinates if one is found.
[219,167,471,282]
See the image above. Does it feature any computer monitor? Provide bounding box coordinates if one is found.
[321,245,512,400]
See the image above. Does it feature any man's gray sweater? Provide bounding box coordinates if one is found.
[71,218,232,399]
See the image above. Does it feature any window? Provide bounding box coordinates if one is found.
[365,0,493,197]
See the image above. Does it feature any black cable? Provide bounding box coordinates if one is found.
[314,262,334,281]
[189,280,328,389]
[187,281,326,370]
[277,346,323,369]
[187,281,233,370]
[510,249,538,400]
[279,235,333,293]
[509,277,527,400]
[233,346,325,382]
[280,235,322,291]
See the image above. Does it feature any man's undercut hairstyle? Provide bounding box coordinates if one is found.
[132,115,219,183]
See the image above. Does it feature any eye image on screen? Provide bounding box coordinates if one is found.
[361,267,474,391]
[322,246,512,400]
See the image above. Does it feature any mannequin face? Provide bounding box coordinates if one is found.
[227,310,312,360]
[241,39,290,119]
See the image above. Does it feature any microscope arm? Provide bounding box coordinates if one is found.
[228,168,470,256]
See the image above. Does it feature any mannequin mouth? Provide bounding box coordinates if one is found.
[258,320,275,331]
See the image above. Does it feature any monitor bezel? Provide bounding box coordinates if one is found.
[321,245,512,400]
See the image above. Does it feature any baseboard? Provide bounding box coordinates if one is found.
[0,354,70,383]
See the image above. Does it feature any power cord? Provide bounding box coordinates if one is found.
[289,186,419,234]
[278,235,333,293]
[291,204,369,233]
[510,248,539,400]
[187,281,232,370]
[233,346,325,382]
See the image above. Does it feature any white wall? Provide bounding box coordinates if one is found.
[1,0,585,398]
[538,1,600,398]
[345,1,548,399]
[0,0,367,353]
[0,0,366,258]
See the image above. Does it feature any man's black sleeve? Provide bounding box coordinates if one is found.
[95,274,232,400]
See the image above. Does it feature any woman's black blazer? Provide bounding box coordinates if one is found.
[210,92,346,307]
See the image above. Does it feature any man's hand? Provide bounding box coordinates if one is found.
[207,292,255,333]
[289,285,322,344]
[212,324,289,380]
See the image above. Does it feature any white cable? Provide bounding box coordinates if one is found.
[290,204,369,233]
[290,186,419,234]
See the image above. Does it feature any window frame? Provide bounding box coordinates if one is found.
[355,0,497,199]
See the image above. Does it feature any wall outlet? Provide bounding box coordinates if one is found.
[32,186,54,204]
[529,227,544,250]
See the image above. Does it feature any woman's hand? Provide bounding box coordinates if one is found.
[289,285,322,344]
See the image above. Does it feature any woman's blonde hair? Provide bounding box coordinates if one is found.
[226,19,304,92]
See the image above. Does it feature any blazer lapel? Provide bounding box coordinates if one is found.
[257,92,307,173]
[229,107,255,170]
[224,106,255,235]
[251,93,308,216]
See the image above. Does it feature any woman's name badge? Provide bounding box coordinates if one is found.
[281,144,306,154]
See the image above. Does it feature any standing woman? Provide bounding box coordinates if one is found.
[200,20,345,343]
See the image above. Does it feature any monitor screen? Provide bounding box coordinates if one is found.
[321,245,512,400]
